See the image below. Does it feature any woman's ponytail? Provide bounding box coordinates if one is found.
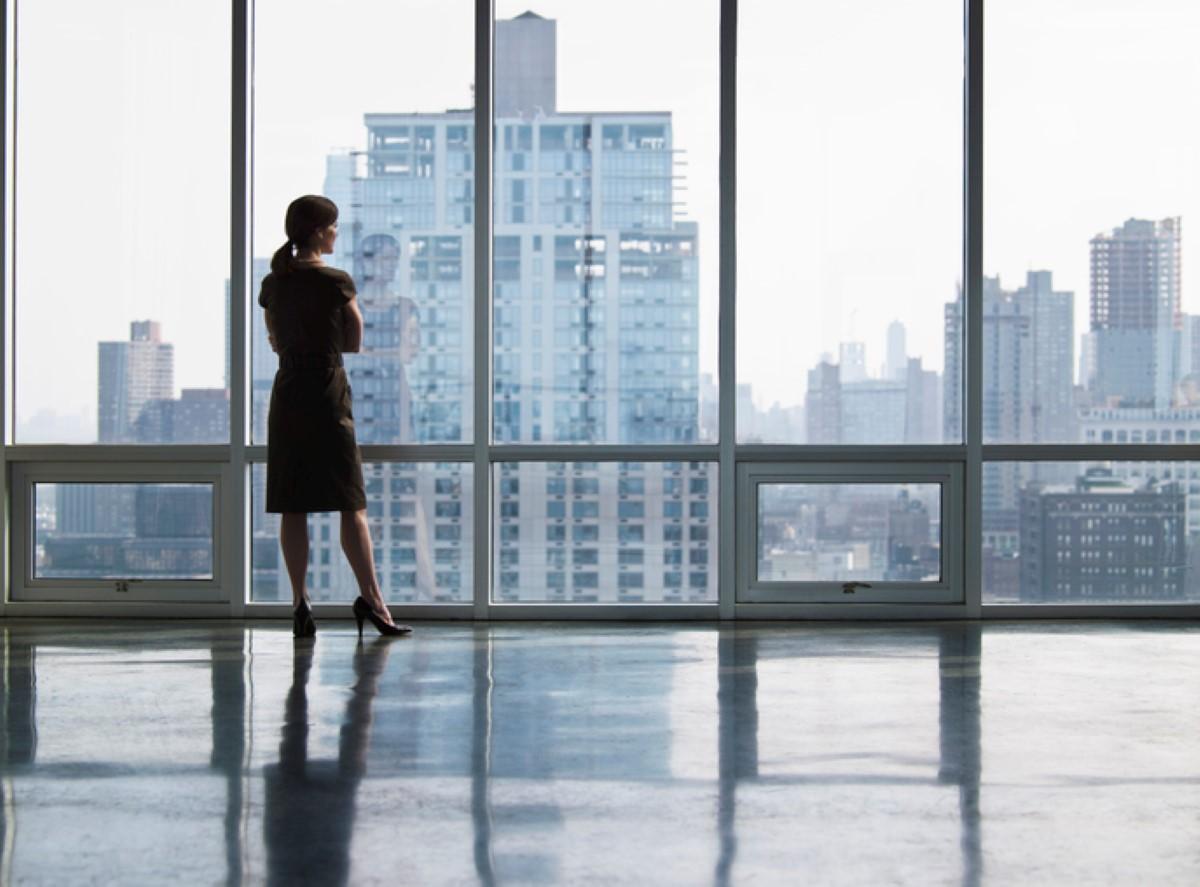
[271,239,294,277]
[273,195,339,277]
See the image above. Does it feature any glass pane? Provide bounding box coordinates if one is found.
[14,1,231,444]
[35,483,214,579]
[252,1,474,445]
[758,483,942,583]
[737,1,962,444]
[983,462,1197,604]
[250,463,472,603]
[493,462,717,603]
[986,2,1200,441]
[491,4,718,444]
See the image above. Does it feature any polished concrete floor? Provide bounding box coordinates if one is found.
[0,619,1197,885]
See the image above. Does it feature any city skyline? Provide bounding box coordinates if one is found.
[17,2,1200,437]
[21,5,1200,606]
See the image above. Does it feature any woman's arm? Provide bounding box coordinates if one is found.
[264,309,278,353]
[342,297,364,353]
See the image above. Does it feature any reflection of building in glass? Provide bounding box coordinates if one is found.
[1088,217,1181,409]
[98,320,173,443]
[1018,468,1186,602]
[251,10,712,603]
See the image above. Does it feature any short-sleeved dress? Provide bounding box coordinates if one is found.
[259,263,367,514]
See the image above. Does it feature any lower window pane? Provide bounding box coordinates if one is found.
[35,483,214,579]
[493,462,718,604]
[758,483,942,583]
[983,462,1195,604]
[250,463,472,603]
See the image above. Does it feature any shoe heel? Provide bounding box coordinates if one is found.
[355,613,365,638]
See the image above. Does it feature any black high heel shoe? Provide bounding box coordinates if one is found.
[352,596,412,638]
[293,600,317,638]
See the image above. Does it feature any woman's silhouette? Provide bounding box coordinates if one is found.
[259,195,410,638]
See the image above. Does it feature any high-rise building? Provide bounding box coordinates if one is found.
[904,357,941,444]
[250,11,712,604]
[1018,468,1186,602]
[1178,314,1200,385]
[839,341,867,383]
[842,379,906,445]
[945,272,1075,571]
[885,320,907,381]
[1089,217,1181,408]
[805,360,841,445]
[97,320,174,443]
[942,290,963,443]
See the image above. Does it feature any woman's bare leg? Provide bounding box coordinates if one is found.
[340,509,393,624]
[279,513,310,609]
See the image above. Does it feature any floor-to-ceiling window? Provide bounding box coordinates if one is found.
[4,1,1198,617]
[982,0,1200,607]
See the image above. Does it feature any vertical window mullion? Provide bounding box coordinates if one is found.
[228,0,250,614]
[964,0,984,615]
[719,0,737,618]
[474,0,493,616]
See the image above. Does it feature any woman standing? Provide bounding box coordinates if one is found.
[259,195,410,638]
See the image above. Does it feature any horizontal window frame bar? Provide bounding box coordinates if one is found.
[486,444,720,462]
[10,444,1199,466]
[982,444,1200,462]
[243,603,477,619]
[981,605,1200,619]
[732,602,971,620]
[736,445,967,462]
[5,445,233,462]
[7,602,1200,621]
[480,603,718,620]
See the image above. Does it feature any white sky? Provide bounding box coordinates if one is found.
[14,0,1200,437]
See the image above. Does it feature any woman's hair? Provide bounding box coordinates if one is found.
[270,194,339,276]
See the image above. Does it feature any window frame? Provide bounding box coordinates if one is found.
[737,461,963,605]
[2,0,1199,619]
[10,461,228,603]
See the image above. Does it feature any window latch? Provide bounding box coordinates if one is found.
[842,581,872,594]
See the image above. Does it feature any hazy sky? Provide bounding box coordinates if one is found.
[14,0,1200,437]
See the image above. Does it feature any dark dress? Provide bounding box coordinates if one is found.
[259,263,367,514]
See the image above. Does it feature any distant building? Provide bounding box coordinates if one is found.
[946,272,1075,558]
[134,388,228,443]
[885,320,907,381]
[1089,217,1181,408]
[842,379,906,445]
[97,320,173,442]
[249,10,712,604]
[904,357,942,444]
[839,341,867,383]
[805,360,841,444]
[1018,468,1187,602]
[1078,406,1200,535]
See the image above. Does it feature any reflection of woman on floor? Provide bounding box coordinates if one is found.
[263,639,392,886]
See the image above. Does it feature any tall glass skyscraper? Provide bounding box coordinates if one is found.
[250,12,713,604]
